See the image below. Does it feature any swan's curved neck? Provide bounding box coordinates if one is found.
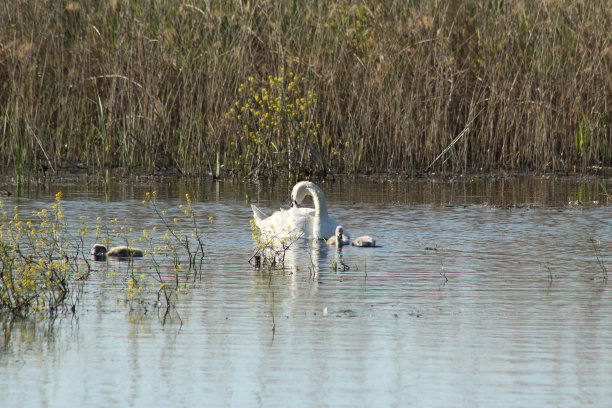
[306,185,328,218]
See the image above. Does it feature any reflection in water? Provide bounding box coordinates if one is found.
[1,176,611,407]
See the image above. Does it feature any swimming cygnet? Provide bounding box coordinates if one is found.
[352,236,376,247]
[91,244,144,259]
[327,226,350,247]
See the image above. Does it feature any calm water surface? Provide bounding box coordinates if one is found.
[1,176,611,407]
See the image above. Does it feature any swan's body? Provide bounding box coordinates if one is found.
[251,181,347,240]
[250,204,309,239]
[352,236,376,247]
[327,226,350,247]
[91,244,144,259]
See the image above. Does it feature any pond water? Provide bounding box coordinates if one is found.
[1,175,611,407]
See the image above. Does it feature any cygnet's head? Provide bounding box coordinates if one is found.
[91,243,108,256]
[335,225,344,239]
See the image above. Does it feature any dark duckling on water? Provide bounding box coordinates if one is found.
[91,244,144,260]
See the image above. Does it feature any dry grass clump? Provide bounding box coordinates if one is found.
[0,0,610,177]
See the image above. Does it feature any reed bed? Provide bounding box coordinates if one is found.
[0,0,610,178]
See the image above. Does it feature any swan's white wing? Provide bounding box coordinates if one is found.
[251,205,317,239]
[251,204,269,223]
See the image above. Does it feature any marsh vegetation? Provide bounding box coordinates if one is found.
[0,1,610,178]
[0,190,207,321]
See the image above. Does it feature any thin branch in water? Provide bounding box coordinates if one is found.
[589,237,608,283]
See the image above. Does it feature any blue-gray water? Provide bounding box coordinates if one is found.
[1,176,611,407]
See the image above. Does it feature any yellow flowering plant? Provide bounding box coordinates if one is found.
[0,192,89,317]
[226,70,322,177]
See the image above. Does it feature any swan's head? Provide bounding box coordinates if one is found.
[291,181,322,205]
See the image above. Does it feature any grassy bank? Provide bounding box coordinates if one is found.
[1,0,610,178]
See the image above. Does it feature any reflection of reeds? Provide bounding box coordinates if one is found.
[601,182,611,204]
[1,1,610,177]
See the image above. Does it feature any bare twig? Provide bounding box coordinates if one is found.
[426,108,484,172]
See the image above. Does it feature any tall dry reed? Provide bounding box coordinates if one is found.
[0,0,610,178]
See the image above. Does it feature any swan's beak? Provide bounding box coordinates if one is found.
[290,200,299,208]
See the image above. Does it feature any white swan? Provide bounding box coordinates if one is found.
[352,236,376,247]
[327,226,350,247]
[91,244,144,259]
[251,181,347,240]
